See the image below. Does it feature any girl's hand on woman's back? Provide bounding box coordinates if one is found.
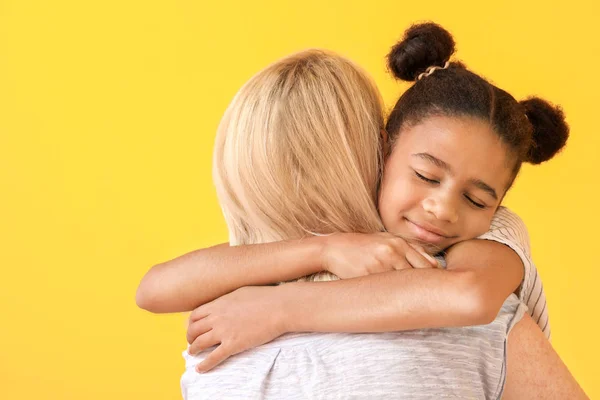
[186,285,287,373]
[320,233,438,279]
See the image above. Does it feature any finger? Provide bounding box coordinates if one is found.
[392,260,413,271]
[188,330,220,355]
[196,344,233,373]
[405,248,435,269]
[189,305,211,323]
[390,255,413,271]
[373,252,406,273]
[386,239,414,271]
[407,243,438,267]
[186,317,213,345]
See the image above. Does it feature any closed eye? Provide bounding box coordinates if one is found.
[465,195,486,209]
[414,171,439,184]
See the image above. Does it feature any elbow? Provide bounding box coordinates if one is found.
[460,271,503,326]
[135,284,156,312]
[469,296,499,326]
[136,268,168,313]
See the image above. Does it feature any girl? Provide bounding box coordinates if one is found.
[138,24,585,398]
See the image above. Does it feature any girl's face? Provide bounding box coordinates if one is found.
[378,115,514,253]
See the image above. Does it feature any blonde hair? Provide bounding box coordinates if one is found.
[213,49,385,281]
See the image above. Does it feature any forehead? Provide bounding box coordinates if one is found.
[397,115,514,189]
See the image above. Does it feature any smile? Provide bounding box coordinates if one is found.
[404,218,454,244]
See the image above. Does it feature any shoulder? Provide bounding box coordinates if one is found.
[478,206,531,258]
[478,207,535,299]
[478,208,550,338]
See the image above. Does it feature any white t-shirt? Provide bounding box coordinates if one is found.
[182,295,527,399]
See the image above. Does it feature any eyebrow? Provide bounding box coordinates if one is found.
[413,153,451,171]
[412,152,499,200]
[468,178,498,200]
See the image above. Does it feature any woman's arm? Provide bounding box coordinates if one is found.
[503,314,588,399]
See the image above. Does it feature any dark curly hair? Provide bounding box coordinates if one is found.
[385,22,569,185]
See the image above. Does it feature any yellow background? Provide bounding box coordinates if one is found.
[1,0,598,398]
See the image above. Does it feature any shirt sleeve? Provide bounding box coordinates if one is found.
[477,206,551,340]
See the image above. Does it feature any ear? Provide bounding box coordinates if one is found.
[381,128,390,157]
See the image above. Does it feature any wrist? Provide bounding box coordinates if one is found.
[304,235,330,273]
[274,282,303,333]
[311,234,338,273]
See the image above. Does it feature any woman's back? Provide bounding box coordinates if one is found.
[182,294,526,400]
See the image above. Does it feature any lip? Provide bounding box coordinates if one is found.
[404,218,454,244]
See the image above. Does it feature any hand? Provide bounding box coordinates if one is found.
[321,232,438,279]
[186,286,286,373]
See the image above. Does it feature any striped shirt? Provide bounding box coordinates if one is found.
[477,206,550,340]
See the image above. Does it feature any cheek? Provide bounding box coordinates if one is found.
[463,212,496,239]
[378,175,422,216]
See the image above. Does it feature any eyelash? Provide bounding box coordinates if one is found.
[414,171,439,184]
[414,171,486,209]
[465,196,486,209]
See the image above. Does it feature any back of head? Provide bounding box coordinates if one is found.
[213,50,385,266]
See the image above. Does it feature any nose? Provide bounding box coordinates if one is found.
[422,194,459,224]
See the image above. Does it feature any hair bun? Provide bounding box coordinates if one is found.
[387,22,456,81]
[521,97,569,164]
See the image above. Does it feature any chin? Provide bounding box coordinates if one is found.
[420,241,447,256]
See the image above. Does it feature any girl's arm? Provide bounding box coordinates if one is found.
[139,208,526,322]
[186,239,523,371]
[136,233,435,313]
[136,239,323,313]
[280,239,523,333]
[276,208,530,333]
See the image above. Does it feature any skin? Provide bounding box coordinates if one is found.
[503,314,588,399]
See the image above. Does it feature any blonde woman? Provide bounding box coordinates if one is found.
[138,44,585,398]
